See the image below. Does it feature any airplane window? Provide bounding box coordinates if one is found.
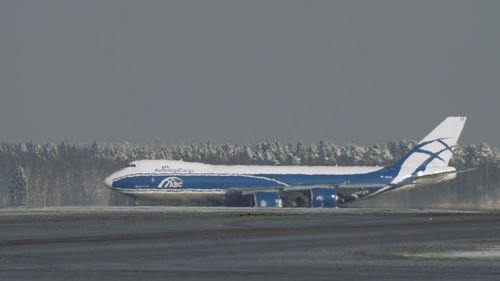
[126,163,136,168]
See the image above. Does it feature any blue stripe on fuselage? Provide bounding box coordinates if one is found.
[112,169,394,190]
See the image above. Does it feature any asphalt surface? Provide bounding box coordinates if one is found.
[0,207,499,281]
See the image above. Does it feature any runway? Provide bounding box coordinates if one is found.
[0,207,500,280]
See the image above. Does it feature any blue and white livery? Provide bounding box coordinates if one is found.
[104,117,467,207]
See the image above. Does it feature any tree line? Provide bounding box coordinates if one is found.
[0,141,499,207]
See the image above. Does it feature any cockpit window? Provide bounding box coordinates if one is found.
[126,163,136,168]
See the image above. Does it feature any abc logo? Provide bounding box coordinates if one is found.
[158,177,183,188]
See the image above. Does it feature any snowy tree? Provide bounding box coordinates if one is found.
[317,140,331,165]
[306,143,319,165]
[450,144,466,168]
[477,143,494,163]
[338,144,365,165]
[495,148,500,168]
[8,165,28,206]
[272,142,287,165]
[240,144,254,164]
[365,144,385,166]
[326,142,339,165]
[464,145,479,167]
[285,143,300,165]
[295,142,307,165]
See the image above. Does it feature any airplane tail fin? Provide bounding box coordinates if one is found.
[387,116,467,183]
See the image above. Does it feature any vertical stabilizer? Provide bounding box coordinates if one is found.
[389,116,466,184]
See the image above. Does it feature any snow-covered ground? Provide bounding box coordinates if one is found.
[413,247,500,259]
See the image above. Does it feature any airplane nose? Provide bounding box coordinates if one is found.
[104,175,114,187]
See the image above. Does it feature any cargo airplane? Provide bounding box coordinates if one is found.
[105,117,467,207]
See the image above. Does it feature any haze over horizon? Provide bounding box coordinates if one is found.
[1,1,498,145]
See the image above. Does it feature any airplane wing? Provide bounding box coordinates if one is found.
[230,182,388,195]
[282,183,387,192]
[456,167,479,174]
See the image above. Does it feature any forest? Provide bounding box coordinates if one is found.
[0,140,499,208]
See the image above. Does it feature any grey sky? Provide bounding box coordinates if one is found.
[0,1,499,145]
